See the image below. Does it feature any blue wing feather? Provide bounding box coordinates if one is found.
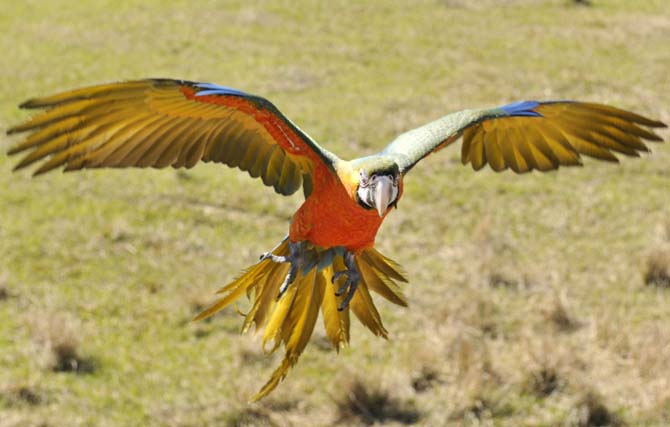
[194,82,249,97]
[499,100,543,117]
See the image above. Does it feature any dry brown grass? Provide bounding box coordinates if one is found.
[565,391,624,427]
[235,337,270,365]
[187,290,213,316]
[646,394,670,424]
[0,272,9,301]
[466,292,502,338]
[29,313,95,374]
[224,407,277,427]
[518,337,571,399]
[629,324,670,380]
[447,335,514,421]
[451,384,513,423]
[334,377,420,426]
[0,385,43,407]
[1,1,669,426]
[471,217,526,290]
[643,247,670,288]
[411,365,441,393]
[525,365,561,398]
[542,289,582,332]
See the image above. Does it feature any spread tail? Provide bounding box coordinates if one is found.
[194,240,408,401]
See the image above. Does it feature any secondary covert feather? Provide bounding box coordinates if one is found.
[7,78,666,399]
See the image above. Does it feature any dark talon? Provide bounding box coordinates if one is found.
[333,251,361,310]
[277,264,298,300]
[335,279,349,297]
[338,281,359,311]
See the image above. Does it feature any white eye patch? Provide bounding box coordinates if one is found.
[357,171,399,210]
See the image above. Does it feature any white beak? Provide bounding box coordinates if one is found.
[373,177,394,217]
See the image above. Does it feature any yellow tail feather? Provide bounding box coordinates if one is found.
[242,262,288,333]
[321,266,350,351]
[193,258,275,322]
[195,242,408,400]
[350,279,388,339]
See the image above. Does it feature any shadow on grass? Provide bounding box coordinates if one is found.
[51,343,99,375]
[0,385,44,407]
[565,392,624,427]
[643,248,670,288]
[334,378,420,426]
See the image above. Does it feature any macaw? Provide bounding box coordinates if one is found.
[7,79,666,400]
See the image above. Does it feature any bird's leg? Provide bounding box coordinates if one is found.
[259,237,303,300]
[332,251,361,311]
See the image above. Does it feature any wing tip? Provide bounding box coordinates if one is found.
[11,162,51,176]
[12,157,35,172]
[6,121,36,135]
[653,120,668,129]
[33,163,59,176]
[7,144,23,155]
[18,99,35,109]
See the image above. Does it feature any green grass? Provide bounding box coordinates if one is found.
[1,1,669,426]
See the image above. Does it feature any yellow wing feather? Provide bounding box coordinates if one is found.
[7,79,334,196]
[460,102,665,173]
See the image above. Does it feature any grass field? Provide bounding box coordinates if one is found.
[1,1,669,426]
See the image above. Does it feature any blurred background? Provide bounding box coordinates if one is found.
[1,1,669,426]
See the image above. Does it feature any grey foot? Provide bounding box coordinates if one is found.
[332,251,360,311]
[260,238,302,300]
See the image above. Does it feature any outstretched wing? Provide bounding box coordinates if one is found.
[382,101,666,174]
[7,79,339,196]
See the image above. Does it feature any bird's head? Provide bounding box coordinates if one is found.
[351,157,401,217]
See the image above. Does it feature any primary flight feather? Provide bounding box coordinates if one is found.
[7,78,666,400]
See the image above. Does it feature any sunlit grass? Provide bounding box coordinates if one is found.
[1,1,669,426]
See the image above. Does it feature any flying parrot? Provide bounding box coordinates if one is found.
[6,79,666,400]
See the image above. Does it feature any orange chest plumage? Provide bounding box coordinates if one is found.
[289,167,401,251]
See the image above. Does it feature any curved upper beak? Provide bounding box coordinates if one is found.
[373,177,394,217]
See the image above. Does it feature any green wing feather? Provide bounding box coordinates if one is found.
[7,79,340,196]
[382,101,666,174]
